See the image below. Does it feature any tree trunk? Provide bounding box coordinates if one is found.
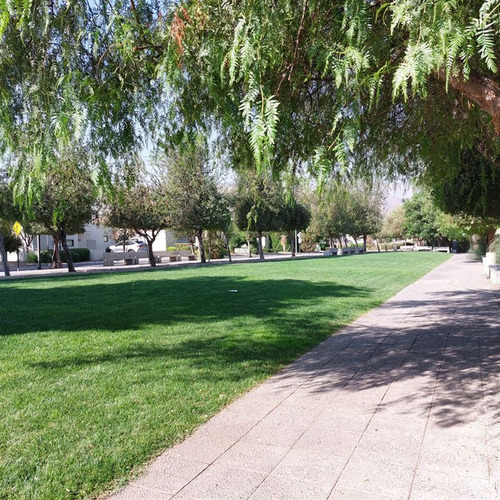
[0,233,11,277]
[362,235,367,252]
[147,239,156,267]
[257,231,265,260]
[437,70,500,136]
[289,231,296,257]
[329,235,334,248]
[197,228,206,263]
[207,231,211,262]
[37,234,42,270]
[486,227,496,247]
[59,229,76,273]
[225,234,232,262]
[188,235,196,255]
[52,236,63,268]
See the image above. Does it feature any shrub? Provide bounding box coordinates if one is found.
[228,232,247,252]
[26,252,38,263]
[27,248,90,264]
[206,231,227,259]
[71,248,90,261]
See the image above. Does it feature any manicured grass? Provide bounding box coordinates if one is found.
[0,252,450,499]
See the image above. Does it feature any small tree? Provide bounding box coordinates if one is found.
[278,203,311,257]
[0,175,26,276]
[25,151,96,273]
[347,188,384,251]
[165,141,231,264]
[234,196,280,260]
[402,192,441,245]
[431,148,500,246]
[104,184,170,267]
[381,206,405,242]
[0,183,14,276]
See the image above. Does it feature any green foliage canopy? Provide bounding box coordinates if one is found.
[161,0,500,182]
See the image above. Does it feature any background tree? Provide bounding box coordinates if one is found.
[402,192,441,245]
[235,195,279,261]
[27,151,97,273]
[234,172,285,260]
[0,180,21,277]
[104,183,171,267]
[381,206,406,242]
[306,187,348,249]
[165,141,231,264]
[346,187,384,251]
[430,148,500,245]
[279,203,311,257]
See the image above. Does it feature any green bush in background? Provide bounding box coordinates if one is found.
[26,248,90,264]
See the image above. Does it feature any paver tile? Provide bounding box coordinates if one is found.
[242,418,307,448]
[223,394,282,421]
[270,448,346,484]
[249,474,332,500]
[293,427,360,457]
[312,407,372,433]
[409,469,492,499]
[334,456,415,498]
[129,455,208,495]
[173,464,265,500]
[353,428,421,467]
[214,441,288,474]
[170,417,255,463]
[418,440,489,478]
[328,486,399,499]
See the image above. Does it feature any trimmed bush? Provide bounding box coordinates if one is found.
[27,248,90,264]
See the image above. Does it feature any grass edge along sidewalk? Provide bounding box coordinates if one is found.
[0,252,450,500]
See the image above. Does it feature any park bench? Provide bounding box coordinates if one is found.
[323,248,338,257]
[400,245,415,251]
[103,251,141,266]
[482,252,497,277]
[153,250,196,263]
[432,247,450,253]
[338,246,364,255]
[490,265,500,288]
[414,246,432,251]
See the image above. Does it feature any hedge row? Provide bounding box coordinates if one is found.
[27,248,91,264]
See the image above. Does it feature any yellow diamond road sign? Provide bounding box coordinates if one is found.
[12,221,22,236]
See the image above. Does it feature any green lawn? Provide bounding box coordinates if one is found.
[0,252,450,499]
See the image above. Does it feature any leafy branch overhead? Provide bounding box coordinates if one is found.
[2,1,500,201]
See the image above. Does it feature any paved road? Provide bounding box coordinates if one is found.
[111,255,500,499]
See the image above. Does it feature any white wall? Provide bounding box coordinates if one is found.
[76,224,111,261]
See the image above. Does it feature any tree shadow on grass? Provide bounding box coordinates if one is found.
[0,275,373,337]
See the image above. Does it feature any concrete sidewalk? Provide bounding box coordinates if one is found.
[111,255,500,500]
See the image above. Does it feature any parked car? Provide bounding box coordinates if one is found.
[105,239,148,253]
